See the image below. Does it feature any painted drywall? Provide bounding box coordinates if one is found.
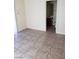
[25,0,46,31]
[46,0,56,1]
[14,12,17,34]
[24,0,56,31]
[56,0,65,34]
[53,1,57,26]
[24,0,65,34]
[15,0,26,32]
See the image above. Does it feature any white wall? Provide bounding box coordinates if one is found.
[14,12,17,34]
[25,0,46,31]
[56,0,65,34]
[24,0,65,34]
[46,0,56,1]
[53,1,57,26]
[15,0,26,32]
[0,0,14,59]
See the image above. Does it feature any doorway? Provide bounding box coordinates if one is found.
[46,1,57,33]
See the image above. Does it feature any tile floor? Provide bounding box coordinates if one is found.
[14,29,65,59]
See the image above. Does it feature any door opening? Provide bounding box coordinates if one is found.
[46,1,57,33]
